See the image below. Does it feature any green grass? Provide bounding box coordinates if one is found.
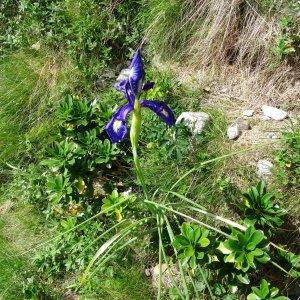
[82,265,154,299]
[0,49,78,167]
[0,202,43,299]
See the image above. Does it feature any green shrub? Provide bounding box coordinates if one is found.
[0,0,142,80]
[218,226,270,272]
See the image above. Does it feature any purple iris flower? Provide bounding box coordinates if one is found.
[105,49,175,143]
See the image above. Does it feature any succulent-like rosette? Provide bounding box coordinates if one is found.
[105,49,175,143]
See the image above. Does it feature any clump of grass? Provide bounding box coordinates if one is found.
[0,49,78,167]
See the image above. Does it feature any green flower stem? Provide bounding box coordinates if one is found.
[130,96,148,200]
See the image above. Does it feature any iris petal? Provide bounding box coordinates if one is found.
[114,80,135,106]
[142,81,155,91]
[140,100,175,126]
[105,104,133,143]
[129,49,144,94]
[114,79,127,93]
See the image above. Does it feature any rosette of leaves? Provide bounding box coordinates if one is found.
[77,129,120,169]
[217,226,270,272]
[243,181,287,229]
[41,140,80,171]
[247,279,289,300]
[172,223,211,269]
[101,189,136,222]
[210,253,251,294]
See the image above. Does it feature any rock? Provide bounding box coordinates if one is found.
[260,115,271,121]
[227,124,240,140]
[152,263,179,288]
[31,41,41,50]
[236,117,251,130]
[145,268,151,277]
[257,160,273,178]
[176,112,210,134]
[262,105,288,121]
[243,109,254,117]
[267,132,278,139]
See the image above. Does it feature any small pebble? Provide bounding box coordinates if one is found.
[227,124,240,140]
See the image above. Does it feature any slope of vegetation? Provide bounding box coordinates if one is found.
[0,0,299,299]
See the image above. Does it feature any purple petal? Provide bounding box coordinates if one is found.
[140,100,175,126]
[105,104,133,143]
[114,80,135,106]
[129,48,144,94]
[114,79,127,93]
[124,81,135,105]
[142,81,155,91]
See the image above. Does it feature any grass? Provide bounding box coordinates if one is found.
[82,264,154,299]
[0,49,78,168]
[0,201,43,299]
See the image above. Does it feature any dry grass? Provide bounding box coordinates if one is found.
[144,0,300,111]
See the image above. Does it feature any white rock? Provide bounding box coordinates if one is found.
[227,124,240,140]
[267,132,278,139]
[260,115,271,121]
[243,109,254,117]
[262,105,288,121]
[257,160,273,178]
[176,112,210,134]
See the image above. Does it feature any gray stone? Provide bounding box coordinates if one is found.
[227,123,240,140]
[243,109,254,117]
[176,112,210,134]
[257,160,273,178]
[262,105,288,121]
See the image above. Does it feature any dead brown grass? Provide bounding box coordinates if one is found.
[145,0,300,111]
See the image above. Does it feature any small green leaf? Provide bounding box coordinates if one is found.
[246,293,261,300]
[260,279,269,298]
[199,237,210,248]
[237,274,250,284]
[184,245,195,258]
[225,253,236,263]
[270,287,279,297]
[189,255,197,269]
[197,251,205,259]
[217,242,232,254]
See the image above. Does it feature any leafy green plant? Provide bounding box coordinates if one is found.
[46,173,72,205]
[242,181,287,229]
[173,223,211,269]
[274,16,300,61]
[41,140,79,171]
[247,279,289,300]
[101,189,136,222]
[218,226,270,272]
[275,119,300,188]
